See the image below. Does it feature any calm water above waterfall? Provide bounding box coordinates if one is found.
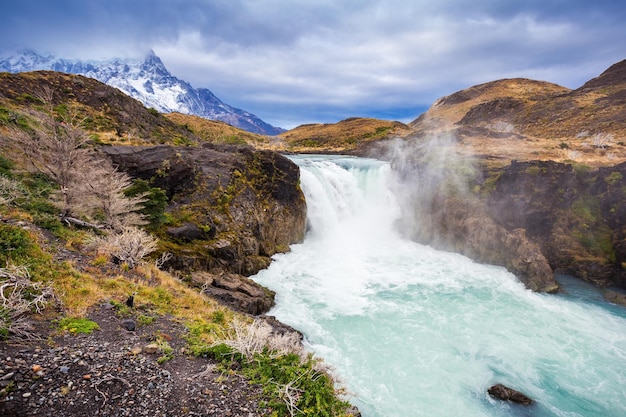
[251,155,626,417]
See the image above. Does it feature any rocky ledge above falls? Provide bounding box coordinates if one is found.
[103,144,307,315]
[392,157,626,293]
[486,160,626,290]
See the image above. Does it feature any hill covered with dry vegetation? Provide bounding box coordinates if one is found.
[0,70,354,417]
[410,60,626,167]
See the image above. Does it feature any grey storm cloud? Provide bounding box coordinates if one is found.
[1,0,626,128]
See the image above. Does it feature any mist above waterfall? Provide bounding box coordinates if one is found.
[376,133,481,243]
[371,133,560,292]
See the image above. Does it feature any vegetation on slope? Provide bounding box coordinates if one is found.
[409,65,626,167]
[279,117,413,154]
[164,112,276,148]
[0,71,199,146]
[0,71,351,416]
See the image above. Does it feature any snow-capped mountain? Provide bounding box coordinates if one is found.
[0,50,284,135]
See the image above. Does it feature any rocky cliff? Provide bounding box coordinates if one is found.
[383,59,626,293]
[385,141,626,293]
[485,160,626,289]
[104,144,307,314]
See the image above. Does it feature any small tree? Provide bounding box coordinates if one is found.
[2,87,92,219]
[79,160,148,231]
[1,87,148,230]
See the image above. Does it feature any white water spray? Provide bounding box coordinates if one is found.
[252,155,626,417]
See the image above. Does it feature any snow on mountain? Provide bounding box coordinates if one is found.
[0,50,284,135]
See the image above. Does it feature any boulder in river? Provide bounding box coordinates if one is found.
[488,383,534,405]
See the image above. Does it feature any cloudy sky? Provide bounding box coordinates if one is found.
[1,1,625,129]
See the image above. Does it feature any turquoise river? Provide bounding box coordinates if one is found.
[251,155,626,417]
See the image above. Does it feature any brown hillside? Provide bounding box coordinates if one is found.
[279,117,413,154]
[0,71,199,146]
[164,112,276,149]
[411,78,570,133]
[410,62,626,167]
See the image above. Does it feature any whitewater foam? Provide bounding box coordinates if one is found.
[252,155,626,417]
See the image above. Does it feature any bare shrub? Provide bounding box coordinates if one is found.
[78,160,147,231]
[592,132,614,149]
[567,150,581,160]
[217,318,304,362]
[488,121,514,133]
[0,175,26,206]
[208,318,349,417]
[0,265,55,340]
[154,251,173,270]
[89,227,158,269]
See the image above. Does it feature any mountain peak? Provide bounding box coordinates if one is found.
[143,49,164,67]
[0,50,284,135]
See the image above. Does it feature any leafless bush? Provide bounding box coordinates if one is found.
[216,318,304,362]
[89,227,158,269]
[592,132,614,149]
[0,265,55,340]
[275,376,305,417]
[488,121,514,133]
[0,175,26,206]
[154,252,173,270]
[567,150,581,160]
[79,160,147,231]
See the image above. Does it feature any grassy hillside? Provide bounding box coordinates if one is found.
[279,117,413,153]
[0,71,351,416]
[409,61,626,167]
[0,71,200,146]
[164,112,276,148]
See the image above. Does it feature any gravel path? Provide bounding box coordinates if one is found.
[0,303,270,417]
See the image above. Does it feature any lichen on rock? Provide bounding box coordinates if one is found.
[104,143,306,314]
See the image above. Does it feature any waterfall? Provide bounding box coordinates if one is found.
[252,155,626,417]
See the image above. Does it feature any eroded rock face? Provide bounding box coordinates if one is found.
[487,160,626,289]
[190,270,275,315]
[400,195,558,292]
[390,154,626,291]
[104,144,307,314]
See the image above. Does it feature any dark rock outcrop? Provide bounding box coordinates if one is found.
[604,289,626,307]
[104,144,307,314]
[190,270,275,315]
[389,149,626,291]
[486,160,626,289]
[488,383,533,405]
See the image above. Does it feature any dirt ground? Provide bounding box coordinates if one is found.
[0,302,270,417]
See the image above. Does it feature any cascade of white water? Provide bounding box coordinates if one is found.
[252,155,626,417]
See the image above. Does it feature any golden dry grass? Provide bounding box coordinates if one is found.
[279,117,413,153]
[411,78,626,167]
[164,112,277,149]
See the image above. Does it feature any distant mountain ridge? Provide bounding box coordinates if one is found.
[0,50,284,135]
